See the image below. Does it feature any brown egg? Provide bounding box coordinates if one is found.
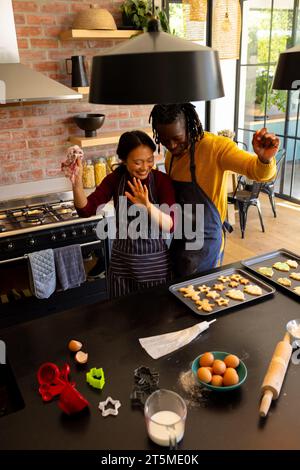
[199,352,214,367]
[223,367,239,386]
[224,354,240,369]
[197,367,212,383]
[75,350,88,364]
[211,375,223,387]
[68,339,82,352]
[212,359,227,376]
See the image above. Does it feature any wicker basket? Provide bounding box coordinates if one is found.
[72,5,117,30]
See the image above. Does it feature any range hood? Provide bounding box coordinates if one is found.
[0,0,81,103]
[0,63,82,103]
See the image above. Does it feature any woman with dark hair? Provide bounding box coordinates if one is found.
[68,130,175,298]
[150,103,279,277]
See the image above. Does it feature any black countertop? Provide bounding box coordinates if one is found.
[1,261,300,451]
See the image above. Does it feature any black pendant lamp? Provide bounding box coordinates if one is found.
[273,44,300,90]
[89,20,224,105]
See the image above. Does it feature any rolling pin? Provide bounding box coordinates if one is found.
[259,333,292,418]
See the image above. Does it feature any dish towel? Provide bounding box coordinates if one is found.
[28,249,56,299]
[54,244,86,290]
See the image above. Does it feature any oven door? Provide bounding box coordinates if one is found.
[0,239,108,328]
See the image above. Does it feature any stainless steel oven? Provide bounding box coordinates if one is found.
[0,191,108,327]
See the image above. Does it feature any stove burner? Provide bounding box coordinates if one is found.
[57,208,73,214]
[0,225,6,232]
[24,211,45,225]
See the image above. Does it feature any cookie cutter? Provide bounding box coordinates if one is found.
[98,396,121,417]
[131,366,159,407]
[86,367,105,390]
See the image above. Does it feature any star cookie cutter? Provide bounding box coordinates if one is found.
[98,396,121,417]
[86,367,105,390]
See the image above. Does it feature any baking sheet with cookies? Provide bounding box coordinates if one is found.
[242,249,300,299]
[169,268,275,317]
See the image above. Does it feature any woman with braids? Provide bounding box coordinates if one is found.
[67,130,175,298]
[149,103,279,277]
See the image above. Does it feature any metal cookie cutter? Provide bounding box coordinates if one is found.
[98,396,121,417]
[86,367,105,390]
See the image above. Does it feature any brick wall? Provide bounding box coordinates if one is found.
[0,0,152,186]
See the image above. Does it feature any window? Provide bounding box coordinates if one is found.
[236,0,300,201]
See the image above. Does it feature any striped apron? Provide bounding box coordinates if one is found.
[108,170,172,298]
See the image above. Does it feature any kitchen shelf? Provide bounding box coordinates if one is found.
[73,87,89,95]
[69,128,152,148]
[60,29,141,41]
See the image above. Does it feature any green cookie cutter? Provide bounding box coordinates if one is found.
[86,367,105,390]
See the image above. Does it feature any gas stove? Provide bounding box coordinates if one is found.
[0,192,104,262]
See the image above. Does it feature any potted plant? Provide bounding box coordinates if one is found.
[120,0,171,32]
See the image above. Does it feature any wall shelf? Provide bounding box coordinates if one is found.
[69,128,152,148]
[60,29,141,41]
[73,87,89,95]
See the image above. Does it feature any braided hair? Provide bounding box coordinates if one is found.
[149,103,204,146]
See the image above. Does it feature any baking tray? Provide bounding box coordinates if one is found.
[241,249,300,300]
[169,268,275,317]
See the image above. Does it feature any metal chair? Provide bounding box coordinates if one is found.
[260,148,286,217]
[228,181,265,239]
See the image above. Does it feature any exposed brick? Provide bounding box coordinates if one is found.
[20,50,47,61]
[13,129,40,139]
[16,26,42,37]
[41,126,65,137]
[0,140,27,151]
[18,169,44,181]
[14,13,26,24]
[3,162,23,172]
[41,3,70,13]
[12,1,38,12]
[34,62,59,72]
[0,175,17,185]
[44,27,63,38]
[27,14,56,25]
[30,38,58,48]
[0,119,24,129]
[17,38,29,49]
[45,168,62,177]
[119,119,143,129]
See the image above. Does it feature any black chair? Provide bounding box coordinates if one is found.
[235,148,286,218]
[261,148,286,217]
[228,181,265,239]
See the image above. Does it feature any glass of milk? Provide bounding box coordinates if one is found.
[144,389,187,449]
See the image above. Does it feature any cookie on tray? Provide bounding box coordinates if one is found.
[197,284,211,293]
[273,262,290,272]
[258,267,274,277]
[215,297,230,307]
[293,286,300,296]
[286,259,298,269]
[218,275,231,283]
[229,280,239,288]
[230,274,243,282]
[244,284,263,296]
[240,277,250,285]
[206,290,220,300]
[277,277,292,287]
[290,272,300,281]
[196,299,215,312]
[213,283,226,291]
[226,289,245,301]
[179,285,194,293]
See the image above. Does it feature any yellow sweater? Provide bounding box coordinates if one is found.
[165,132,276,224]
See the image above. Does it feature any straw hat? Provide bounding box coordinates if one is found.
[72,5,117,30]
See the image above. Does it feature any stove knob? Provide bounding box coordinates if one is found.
[61,232,66,239]
[29,238,35,246]
[51,234,56,241]
[7,241,14,250]
[72,230,77,237]
[92,226,97,233]
[81,228,87,236]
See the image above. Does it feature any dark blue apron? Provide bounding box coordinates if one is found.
[168,142,225,277]
[108,168,172,298]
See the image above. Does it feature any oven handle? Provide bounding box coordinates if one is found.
[0,240,102,265]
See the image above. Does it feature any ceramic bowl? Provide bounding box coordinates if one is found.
[74,113,105,137]
[191,351,247,392]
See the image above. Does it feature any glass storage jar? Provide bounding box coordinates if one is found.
[94,157,107,186]
[82,159,95,189]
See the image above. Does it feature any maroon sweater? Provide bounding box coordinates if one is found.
[76,168,176,226]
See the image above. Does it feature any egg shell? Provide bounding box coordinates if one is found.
[68,339,82,352]
[75,350,88,364]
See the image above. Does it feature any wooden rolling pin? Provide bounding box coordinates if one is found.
[259,333,292,418]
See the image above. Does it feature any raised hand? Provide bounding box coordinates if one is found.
[61,156,83,186]
[252,128,280,162]
[125,177,151,209]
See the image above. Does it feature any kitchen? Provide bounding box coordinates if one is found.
[1,0,300,460]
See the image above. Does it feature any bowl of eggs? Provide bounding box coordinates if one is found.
[191,351,247,391]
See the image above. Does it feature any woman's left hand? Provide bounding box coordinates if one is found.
[252,127,280,162]
[125,177,151,209]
